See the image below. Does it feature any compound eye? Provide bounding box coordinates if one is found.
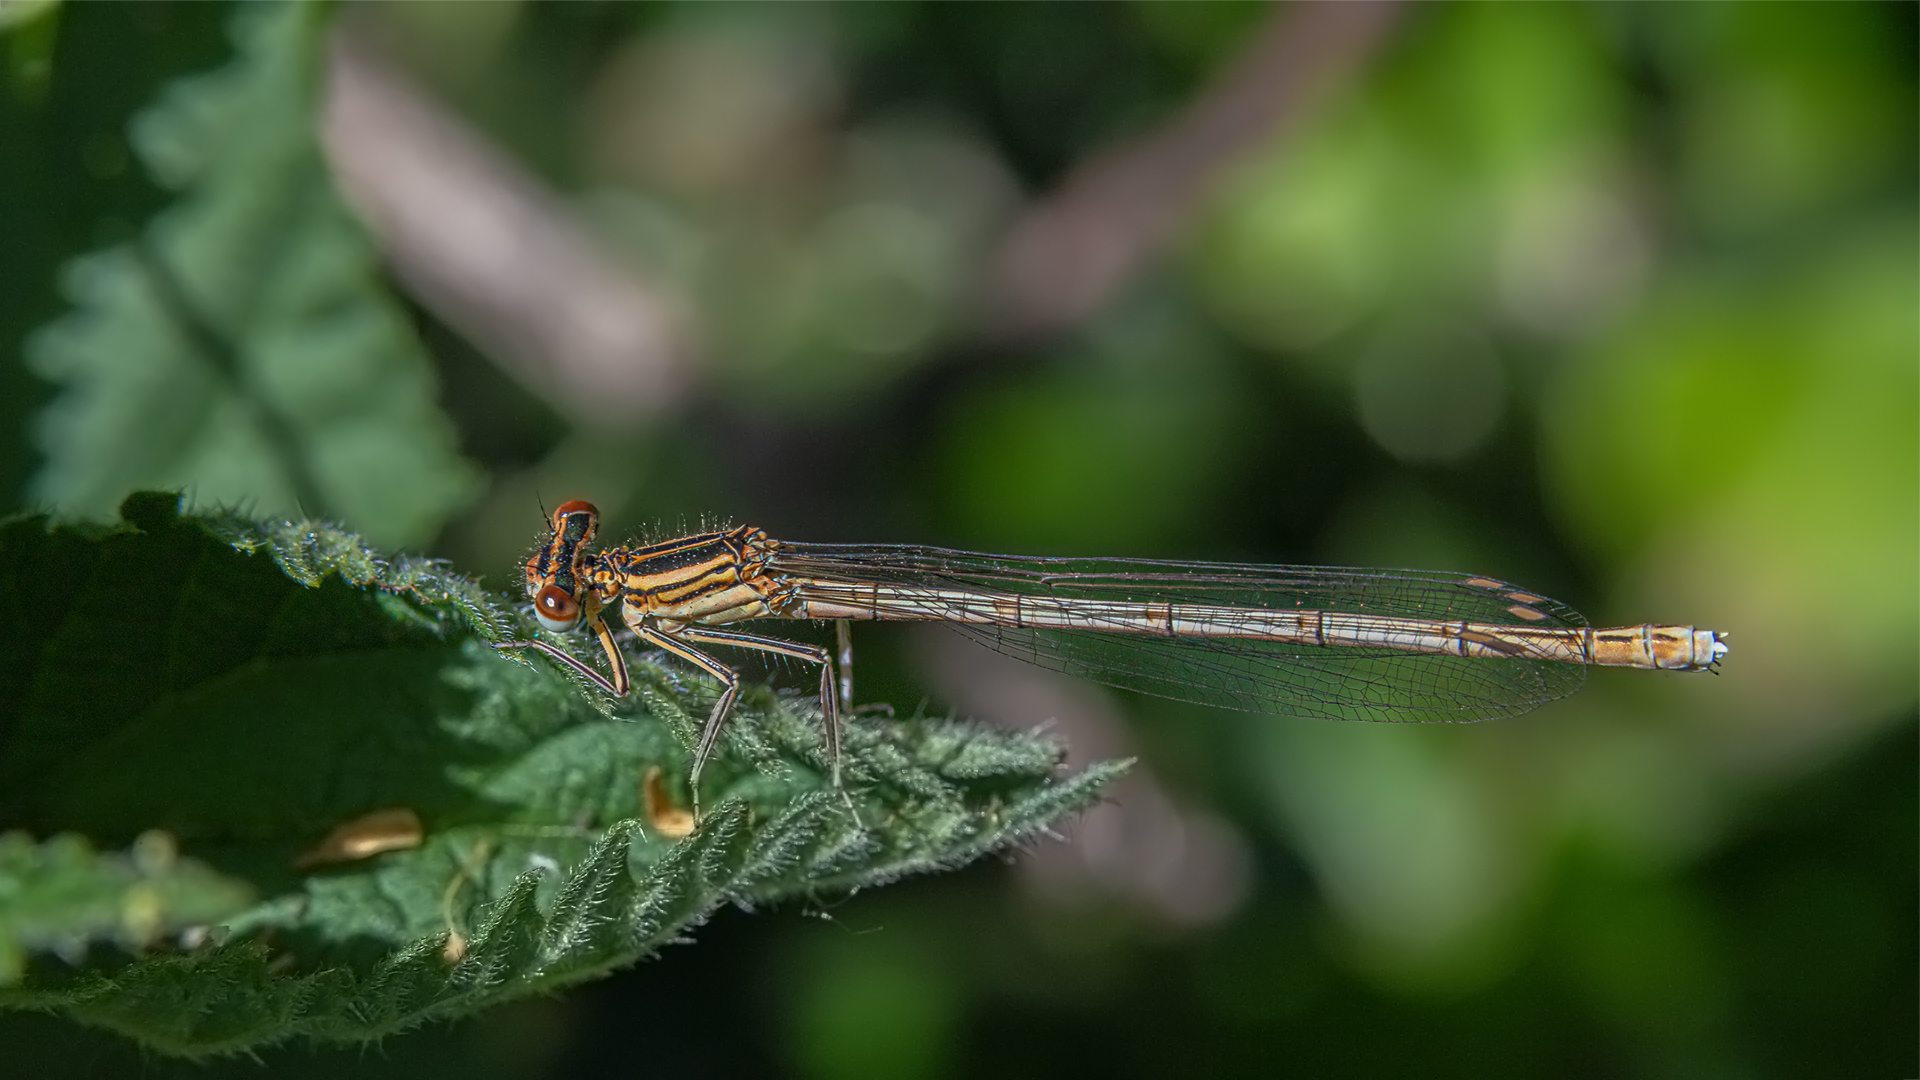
[533,585,581,633]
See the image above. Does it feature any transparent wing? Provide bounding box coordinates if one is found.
[765,544,1589,722]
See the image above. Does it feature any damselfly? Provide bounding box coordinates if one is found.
[498,502,1726,796]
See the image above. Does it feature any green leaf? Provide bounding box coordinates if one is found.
[24,1,480,550]
[0,831,254,986]
[0,492,1124,1057]
[1,0,60,101]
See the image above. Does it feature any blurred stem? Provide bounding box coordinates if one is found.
[987,0,1404,341]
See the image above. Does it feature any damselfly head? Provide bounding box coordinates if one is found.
[523,500,602,633]
[550,500,599,534]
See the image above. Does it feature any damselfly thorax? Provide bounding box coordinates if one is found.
[498,501,1727,806]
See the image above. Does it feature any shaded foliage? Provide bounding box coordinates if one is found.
[0,493,1121,1055]
[24,2,479,550]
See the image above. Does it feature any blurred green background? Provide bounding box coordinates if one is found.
[1,2,1913,1077]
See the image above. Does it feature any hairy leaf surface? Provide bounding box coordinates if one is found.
[0,493,1122,1055]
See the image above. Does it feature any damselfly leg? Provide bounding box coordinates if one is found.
[835,619,854,707]
[665,625,842,792]
[502,620,843,806]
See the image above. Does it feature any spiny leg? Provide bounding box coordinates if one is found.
[835,619,854,709]
[631,625,742,811]
[673,625,843,789]
[496,610,631,696]
[829,620,893,720]
[672,625,859,826]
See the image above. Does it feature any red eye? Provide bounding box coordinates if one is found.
[536,586,578,619]
[533,585,581,631]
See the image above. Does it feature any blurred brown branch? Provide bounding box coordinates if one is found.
[320,26,695,427]
[986,0,1404,341]
[920,630,1249,928]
